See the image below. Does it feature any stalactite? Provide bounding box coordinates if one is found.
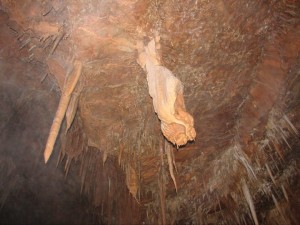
[281,184,289,202]
[283,115,299,136]
[265,163,276,185]
[165,141,177,192]
[242,180,259,225]
[159,141,167,225]
[44,60,82,163]
[49,30,64,55]
[66,92,80,131]
[272,193,288,225]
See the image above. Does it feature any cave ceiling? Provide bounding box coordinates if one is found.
[0,0,300,224]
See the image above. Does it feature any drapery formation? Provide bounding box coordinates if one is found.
[137,36,196,147]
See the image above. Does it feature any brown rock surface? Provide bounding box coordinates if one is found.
[0,0,300,224]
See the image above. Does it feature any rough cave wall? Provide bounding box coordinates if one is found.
[0,0,300,225]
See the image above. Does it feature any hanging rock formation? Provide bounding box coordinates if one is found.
[0,1,300,225]
[137,36,196,146]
